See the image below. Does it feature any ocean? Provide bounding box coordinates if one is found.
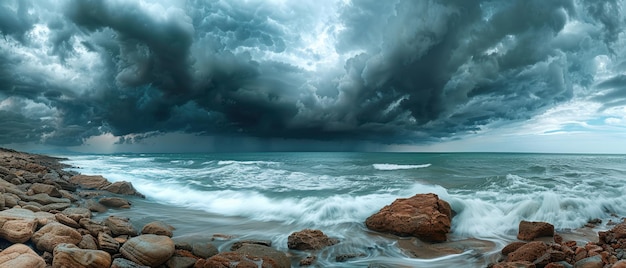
[59,152,626,267]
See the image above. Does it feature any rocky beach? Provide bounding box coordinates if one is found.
[0,147,625,267]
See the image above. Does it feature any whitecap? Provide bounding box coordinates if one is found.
[372,163,431,170]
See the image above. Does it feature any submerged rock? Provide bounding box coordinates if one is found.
[287,229,338,250]
[518,221,554,241]
[365,193,452,242]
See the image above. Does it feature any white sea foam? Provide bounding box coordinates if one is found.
[372,163,431,170]
[217,160,279,166]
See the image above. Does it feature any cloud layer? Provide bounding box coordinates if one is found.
[0,0,624,147]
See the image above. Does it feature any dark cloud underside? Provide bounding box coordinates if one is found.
[0,0,623,147]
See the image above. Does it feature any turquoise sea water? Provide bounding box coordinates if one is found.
[60,153,626,267]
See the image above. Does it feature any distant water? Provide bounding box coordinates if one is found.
[60,152,626,267]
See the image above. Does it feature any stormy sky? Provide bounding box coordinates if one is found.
[0,0,625,153]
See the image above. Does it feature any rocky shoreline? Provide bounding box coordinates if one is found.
[0,147,624,267]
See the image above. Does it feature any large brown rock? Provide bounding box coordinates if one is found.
[235,244,290,268]
[70,175,112,190]
[507,241,549,263]
[32,222,83,252]
[52,243,112,268]
[62,207,92,222]
[99,197,131,208]
[79,218,112,237]
[287,229,338,250]
[119,234,175,267]
[29,183,62,197]
[141,221,174,237]
[0,208,39,243]
[517,221,554,241]
[102,181,144,197]
[103,215,138,236]
[0,243,46,268]
[365,193,452,242]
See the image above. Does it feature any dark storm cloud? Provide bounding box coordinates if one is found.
[0,0,624,147]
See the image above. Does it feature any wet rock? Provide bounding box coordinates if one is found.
[40,202,72,212]
[98,232,121,254]
[52,243,112,268]
[102,181,144,197]
[110,257,150,268]
[288,229,338,250]
[31,222,82,252]
[231,239,272,251]
[0,243,46,268]
[507,241,549,263]
[198,247,289,268]
[104,215,138,236]
[365,193,452,242]
[141,221,174,237]
[518,221,555,241]
[165,256,196,268]
[191,242,219,259]
[502,242,528,256]
[69,175,112,190]
[235,244,290,268]
[573,255,602,268]
[299,255,317,266]
[0,208,39,243]
[85,198,108,212]
[99,197,131,208]
[119,234,175,267]
[336,253,366,262]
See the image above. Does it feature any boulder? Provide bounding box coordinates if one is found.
[0,243,46,268]
[31,222,82,252]
[197,250,289,268]
[28,183,62,198]
[79,234,99,250]
[104,216,138,236]
[165,256,196,268]
[69,175,111,190]
[235,244,290,268]
[573,255,602,268]
[99,197,131,208]
[52,243,112,268]
[62,207,92,222]
[0,208,39,243]
[79,218,112,237]
[365,193,452,242]
[119,234,175,267]
[55,213,81,228]
[85,199,108,212]
[23,193,70,205]
[610,222,626,240]
[192,242,219,259]
[141,221,174,237]
[287,229,338,250]
[102,181,143,197]
[518,221,554,241]
[502,242,528,256]
[231,239,272,251]
[507,241,549,263]
[98,232,120,254]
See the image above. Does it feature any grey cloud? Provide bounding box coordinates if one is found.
[0,0,624,149]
